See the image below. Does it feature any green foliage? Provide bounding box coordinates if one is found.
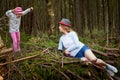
[82,28,118,48]
[1,31,11,47]
[79,36,93,44]
[28,34,58,49]
[84,29,106,43]
[21,32,32,42]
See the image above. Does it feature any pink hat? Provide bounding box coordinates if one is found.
[14,7,23,14]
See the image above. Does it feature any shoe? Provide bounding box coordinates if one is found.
[105,69,115,77]
[106,64,118,73]
[17,48,21,51]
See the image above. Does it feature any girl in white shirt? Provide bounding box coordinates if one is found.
[58,18,118,77]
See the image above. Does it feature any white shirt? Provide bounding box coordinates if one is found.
[58,31,84,56]
[6,8,31,32]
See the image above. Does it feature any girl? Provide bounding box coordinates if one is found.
[58,18,118,76]
[6,7,33,52]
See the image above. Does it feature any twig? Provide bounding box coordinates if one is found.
[12,63,27,80]
[0,54,39,66]
[66,69,84,80]
[0,48,13,56]
[0,44,4,49]
[106,72,114,80]
[104,47,119,51]
[54,68,70,80]
[61,52,64,68]
[41,48,49,53]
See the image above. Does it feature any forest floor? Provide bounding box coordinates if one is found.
[0,36,120,80]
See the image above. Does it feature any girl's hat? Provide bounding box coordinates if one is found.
[59,18,71,27]
[14,7,23,14]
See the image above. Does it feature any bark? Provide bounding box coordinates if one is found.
[91,49,108,57]
[0,48,13,55]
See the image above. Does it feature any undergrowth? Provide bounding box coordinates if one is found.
[1,30,119,80]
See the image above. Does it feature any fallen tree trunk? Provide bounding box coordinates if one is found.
[91,49,108,57]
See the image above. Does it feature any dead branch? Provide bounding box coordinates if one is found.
[0,44,4,49]
[11,63,27,80]
[0,48,13,55]
[107,52,119,57]
[104,47,119,51]
[62,61,80,64]
[91,49,108,57]
[0,55,6,59]
[0,40,4,49]
[54,68,70,80]
[0,76,3,80]
[105,60,115,64]
[41,64,51,68]
[66,69,84,80]
[0,54,39,66]
[106,72,114,80]
[114,76,120,80]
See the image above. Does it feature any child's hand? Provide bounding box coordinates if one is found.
[64,50,70,54]
[30,7,34,10]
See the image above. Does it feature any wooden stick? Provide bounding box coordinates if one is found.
[61,54,64,68]
[104,47,119,51]
[66,69,84,80]
[0,44,4,49]
[0,48,13,55]
[92,49,108,57]
[54,68,70,80]
[0,54,39,66]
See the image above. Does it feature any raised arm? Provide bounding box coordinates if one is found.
[22,7,33,15]
[6,10,14,17]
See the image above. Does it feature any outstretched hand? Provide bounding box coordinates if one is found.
[30,7,34,10]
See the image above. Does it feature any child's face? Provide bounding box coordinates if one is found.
[59,24,64,32]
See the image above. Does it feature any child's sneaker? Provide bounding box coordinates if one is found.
[106,64,118,73]
[105,69,115,77]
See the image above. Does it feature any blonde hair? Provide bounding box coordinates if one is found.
[61,25,73,32]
